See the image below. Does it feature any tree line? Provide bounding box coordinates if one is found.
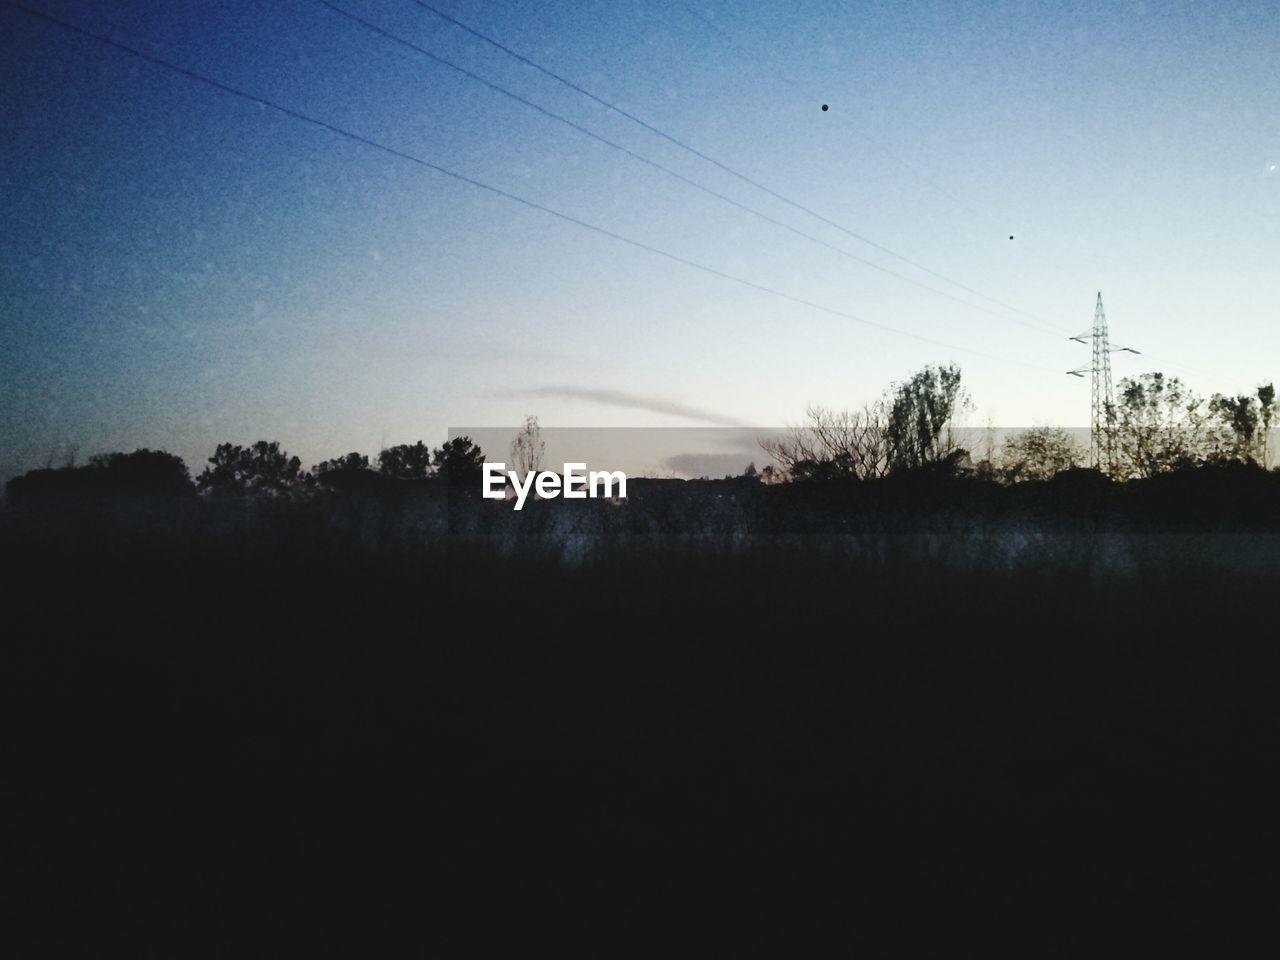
[5,437,488,501]
[763,365,1276,483]
[6,367,1276,502]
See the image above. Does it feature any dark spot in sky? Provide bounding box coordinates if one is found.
[1009,235,1014,239]
[821,104,828,111]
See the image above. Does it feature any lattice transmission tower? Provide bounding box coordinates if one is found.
[1067,292,1139,472]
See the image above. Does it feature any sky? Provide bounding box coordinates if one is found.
[2,0,1278,480]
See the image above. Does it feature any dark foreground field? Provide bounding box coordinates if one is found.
[4,494,1280,955]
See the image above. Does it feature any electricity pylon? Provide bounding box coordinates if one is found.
[1067,292,1139,472]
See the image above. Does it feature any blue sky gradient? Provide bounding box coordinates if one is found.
[2,0,1277,478]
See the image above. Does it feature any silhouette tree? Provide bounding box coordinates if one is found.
[313,452,374,487]
[885,363,969,473]
[1111,374,1207,478]
[377,441,434,480]
[1261,384,1277,469]
[759,464,784,485]
[314,452,370,476]
[510,415,545,477]
[1001,427,1084,481]
[7,448,193,500]
[761,402,890,481]
[197,441,305,497]
[89,449,193,494]
[1209,383,1276,467]
[761,366,969,482]
[433,436,486,485]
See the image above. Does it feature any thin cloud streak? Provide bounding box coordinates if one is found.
[511,387,747,426]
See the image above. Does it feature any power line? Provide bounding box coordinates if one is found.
[317,0,1056,337]
[410,0,1067,335]
[3,1,1060,375]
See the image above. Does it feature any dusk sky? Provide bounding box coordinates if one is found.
[2,0,1277,480]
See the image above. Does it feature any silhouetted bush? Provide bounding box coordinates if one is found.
[433,436,485,488]
[313,452,384,491]
[6,448,193,502]
[197,441,306,497]
[378,441,434,479]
